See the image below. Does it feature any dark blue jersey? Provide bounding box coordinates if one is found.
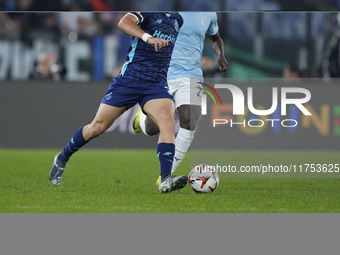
[119,12,183,84]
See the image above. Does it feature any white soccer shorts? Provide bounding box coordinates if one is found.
[168,77,203,108]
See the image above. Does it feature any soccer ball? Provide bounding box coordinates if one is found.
[188,164,219,193]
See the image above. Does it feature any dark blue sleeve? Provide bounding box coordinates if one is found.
[128,12,151,25]
[176,13,184,29]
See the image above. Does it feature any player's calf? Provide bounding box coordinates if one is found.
[145,116,160,136]
[132,108,160,135]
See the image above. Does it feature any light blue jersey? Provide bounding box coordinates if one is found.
[167,12,219,80]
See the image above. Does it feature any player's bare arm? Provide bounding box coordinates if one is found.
[118,13,169,52]
[208,32,228,72]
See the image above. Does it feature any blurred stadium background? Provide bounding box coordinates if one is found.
[1,7,340,149]
[1,2,340,81]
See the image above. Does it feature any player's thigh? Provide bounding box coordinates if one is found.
[91,103,126,128]
[83,103,126,140]
[169,77,202,108]
[143,98,175,128]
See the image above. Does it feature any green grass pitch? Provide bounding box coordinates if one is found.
[1,149,340,213]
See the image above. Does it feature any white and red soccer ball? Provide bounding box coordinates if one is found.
[188,164,219,193]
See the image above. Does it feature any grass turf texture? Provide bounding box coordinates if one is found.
[1,149,340,213]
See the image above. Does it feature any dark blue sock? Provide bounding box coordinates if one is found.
[157,143,175,181]
[57,127,88,164]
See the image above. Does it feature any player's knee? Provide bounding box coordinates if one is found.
[179,113,191,130]
[179,108,200,130]
[180,113,198,130]
[164,115,176,128]
[156,110,175,128]
[159,119,176,135]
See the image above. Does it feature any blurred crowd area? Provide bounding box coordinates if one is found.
[0,12,124,38]
[1,0,340,11]
[0,3,340,80]
[0,0,129,11]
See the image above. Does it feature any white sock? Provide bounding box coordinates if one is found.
[139,111,150,136]
[171,127,195,174]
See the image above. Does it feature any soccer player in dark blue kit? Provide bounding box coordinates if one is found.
[49,12,188,193]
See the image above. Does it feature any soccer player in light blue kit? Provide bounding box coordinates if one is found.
[133,12,228,185]
[49,12,189,193]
